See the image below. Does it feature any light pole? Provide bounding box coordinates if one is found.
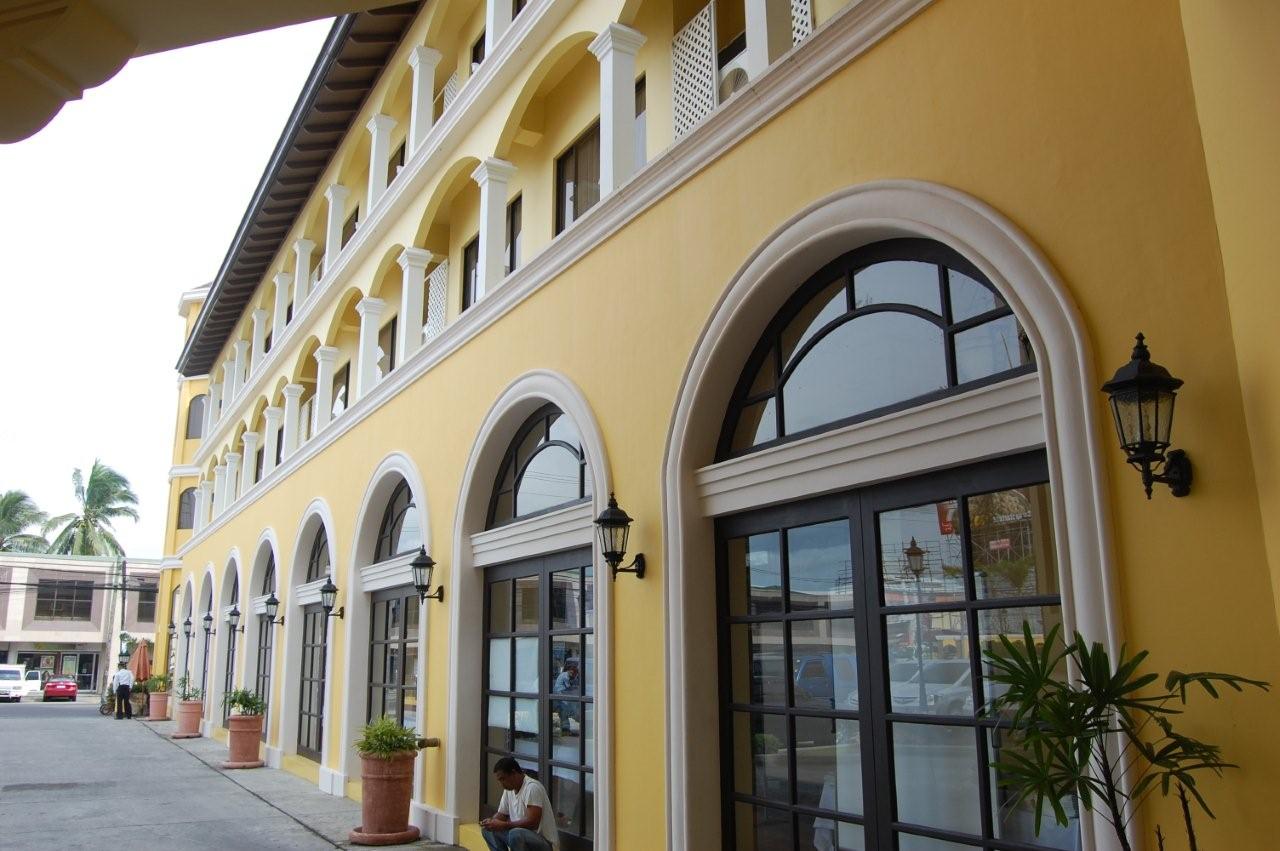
[903,538,929,709]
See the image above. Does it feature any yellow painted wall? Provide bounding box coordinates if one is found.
[1179,0,1280,624]
[157,0,1280,847]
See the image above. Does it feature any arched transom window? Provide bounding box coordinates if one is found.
[487,404,592,528]
[721,239,1034,458]
[261,553,276,595]
[375,479,423,562]
[306,526,331,582]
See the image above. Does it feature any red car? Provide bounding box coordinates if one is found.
[42,675,78,702]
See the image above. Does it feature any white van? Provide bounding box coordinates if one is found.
[0,664,25,702]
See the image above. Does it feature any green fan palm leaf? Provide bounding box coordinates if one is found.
[0,490,49,552]
[44,460,138,557]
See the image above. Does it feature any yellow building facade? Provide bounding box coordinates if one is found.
[153,1,1280,849]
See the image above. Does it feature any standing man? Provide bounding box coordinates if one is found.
[111,662,134,720]
[480,757,558,851]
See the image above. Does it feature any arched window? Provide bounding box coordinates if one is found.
[720,239,1034,459]
[306,526,331,582]
[375,479,423,562]
[261,553,276,595]
[177,488,197,530]
[186,394,207,439]
[487,404,592,528]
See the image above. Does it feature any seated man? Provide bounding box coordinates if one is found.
[480,757,559,851]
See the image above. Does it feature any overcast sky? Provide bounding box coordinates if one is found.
[0,19,332,558]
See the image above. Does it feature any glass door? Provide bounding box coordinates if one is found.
[298,604,327,761]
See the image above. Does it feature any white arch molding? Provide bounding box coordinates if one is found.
[340,451,433,818]
[662,180,1123,851]
[177,578,195,688]
[442,370,615,847]
[244,529,281,763]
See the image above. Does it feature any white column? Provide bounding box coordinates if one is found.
[206,383,222,433]
[273,272,293,339]
[250,310,269,372]
[484,0,513,57]
[232,340,250,400]
[282,385,304,458]
[313,346,339,432]
[212,465,228,515]
[294,239,316,303]
[366,114,397,212]
[224,453,242,506]
[198,480,215,529]
[262,407,283,477]
[471,158,517,301]
[324,184,350,269]
[221,362,237,406]
[193,485,207,533]
[589,24,647,195]
[355,297,387,401]
[407,46,442,153]
[744,0,792,78]
[397,248,433,364]
[240,432,260,493]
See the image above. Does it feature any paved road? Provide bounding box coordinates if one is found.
[0,700,349,849]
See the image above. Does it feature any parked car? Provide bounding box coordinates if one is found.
[0,665,23,702]
[889,660,972,714]
[42,675,78,702]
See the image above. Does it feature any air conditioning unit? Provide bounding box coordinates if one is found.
[718,50,750,103]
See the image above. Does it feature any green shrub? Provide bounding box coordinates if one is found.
[355,715,420,758]
[222,688,266,716]
[175,674,202,701]
[145,673,171,693]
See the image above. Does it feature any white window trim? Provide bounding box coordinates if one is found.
[470,501,595,567]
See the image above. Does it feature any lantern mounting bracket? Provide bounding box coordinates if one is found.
[1135,448,1192,500]
[612,554,646,581]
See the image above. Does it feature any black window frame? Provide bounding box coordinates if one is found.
[34,579,94,621]
[306,527,331,583]
[342,207,360,247]
[471,32,486,68]
[332,361,351,418]
[554,122,601,235]
[506,194,522,275]
[186,394,207,439]
[387,141,406,188]
[298,604,328,762]
[177,487,197,530]
[718,238,1035,461]
[367,586,421,727]
[462,235,480,312]
[375,479,419,563]
[135,586,157,623]
[486,403,592,529]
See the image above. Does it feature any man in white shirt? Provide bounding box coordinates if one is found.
[110,664,135,720]
[480,757,559,851]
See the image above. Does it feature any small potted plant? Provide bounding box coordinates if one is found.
[221,688,266,769]
[348,716,426,846]
[145,673,171,719]
[170,674,203,739]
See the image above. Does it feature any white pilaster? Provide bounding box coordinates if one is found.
[407,46,442,153]
[294,239,316,303]
[221,362,237,406]
[324,184,350,269]
[262,407,283,477]
[366,114,397,212]
[250,310,269,373]
[240,433,260,493]
[213,465,228,515]
[224,453,242,507]
[273,272,293,341]
[744,0,793,78]
[206,383,222,434]
[396,248,434,365]
[313,346,340,432]
[282,385,304,458]
[589,24,646,195]
[470,158,517,302]
[484,0,513,58]
[232,340,250,400]
[198,480,215,529]
[355,297,387,401]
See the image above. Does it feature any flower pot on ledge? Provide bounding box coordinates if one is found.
[171,699,203,738]
[349,752,420,846]
[148,691,170,720]
[222,713,265,769]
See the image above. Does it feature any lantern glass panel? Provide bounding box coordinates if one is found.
[321,584,337,611]
[599,523,629,561]
[228,608,240,629]
[265,595,279,620]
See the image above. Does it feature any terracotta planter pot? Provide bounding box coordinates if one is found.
[148,691,169,720]
[349,752,420,846]
[223,713,265,769]
[171,699,203,738]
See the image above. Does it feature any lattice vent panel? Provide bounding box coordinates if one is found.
[424,260,449,340]
[791,0,813,44]
[442,73,461,113]
[672,2,718,137]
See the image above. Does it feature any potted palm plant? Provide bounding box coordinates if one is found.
[348,716,430,846]
[221,688,266,769]
[170,674,203,739]
[145,673,171,720]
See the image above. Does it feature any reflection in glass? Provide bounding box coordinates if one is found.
[791,619,857,710]
[955,315,1031,384]
[798,815,865,851]
[489,580,512,633]
[968,484,1058,600]
[794,716,862,815]
[516,446,582,516]
[583,633,594,698]
[783,313,947,434]
[989,727,1079,848]
[515,576,539,630]
[854,260,941,313]
[513,697,538,755]
[979,606,1065,708]
[488,639,511,691]
[879,501,965,604]
[551,569,581,629]
[948,270,1004,322]
[732,621,786,706]
[892,722,982,835]
[735,802,794,851]
[514,637,539,693]
[884,618,972,715]
[733,398,778,452]
[788,520,853,611]
[734,712,790,803]
[551,768,584,837]
[487,696,510,749]
[783,278,847,367]
[897,833,979,851]
[728,532,783,616]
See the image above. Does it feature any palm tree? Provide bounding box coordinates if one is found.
[0,490,49,552]
[45,460,139,557]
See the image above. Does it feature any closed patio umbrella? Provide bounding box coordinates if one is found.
[127,642,152,684]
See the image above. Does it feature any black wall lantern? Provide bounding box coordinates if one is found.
[1101,333,1193,499]
[227,606,244,634]
[182,617,192,638]
[118,648,130,666]
[410,547,445,603]
[167,621,177,641]
[264,592,284,626]
[202,611,215,637]
[594,493,645,580]
[320,576,344,619]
